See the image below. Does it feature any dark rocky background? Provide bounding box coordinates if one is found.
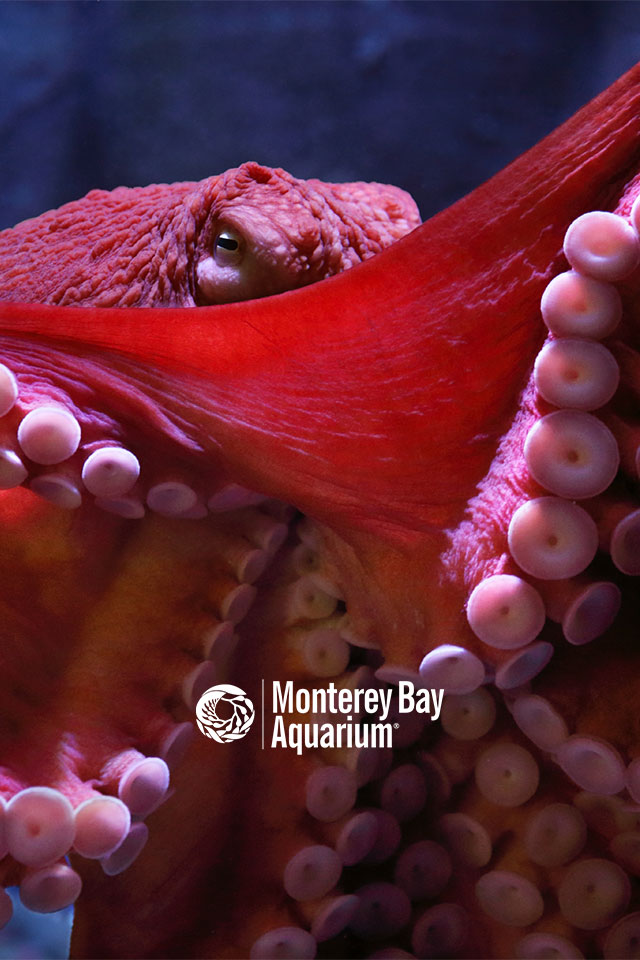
[0,1,638,957]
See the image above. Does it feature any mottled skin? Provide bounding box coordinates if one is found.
[0,71,639,960]
[0,161,420,307]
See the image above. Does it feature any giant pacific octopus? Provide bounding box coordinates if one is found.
[1,64,640,960]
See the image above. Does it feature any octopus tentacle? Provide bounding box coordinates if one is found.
[0,64,639,960]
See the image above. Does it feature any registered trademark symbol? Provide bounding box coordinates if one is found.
[393,722,400,729]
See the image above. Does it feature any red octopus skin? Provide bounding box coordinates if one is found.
[0,161,420,307]
[0,67,638,960]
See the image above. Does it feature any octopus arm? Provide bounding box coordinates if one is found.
[1,65,640,960]
[0,67,639,535]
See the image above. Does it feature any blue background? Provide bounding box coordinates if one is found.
[1,1,639,231]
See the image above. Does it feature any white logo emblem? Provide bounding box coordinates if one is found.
[196,684,255,743]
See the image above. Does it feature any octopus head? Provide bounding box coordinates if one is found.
[191,161,422,304]
[0,160,420,310]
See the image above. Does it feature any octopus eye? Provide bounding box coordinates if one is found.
[213,230,243,265]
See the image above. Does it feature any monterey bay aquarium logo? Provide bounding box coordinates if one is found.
[196,680,443,752]
[196,684,256,743]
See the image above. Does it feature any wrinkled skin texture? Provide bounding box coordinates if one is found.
[0,161,420,307]
[0,70,640,960]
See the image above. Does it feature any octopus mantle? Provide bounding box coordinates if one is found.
[1,66,640,960]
